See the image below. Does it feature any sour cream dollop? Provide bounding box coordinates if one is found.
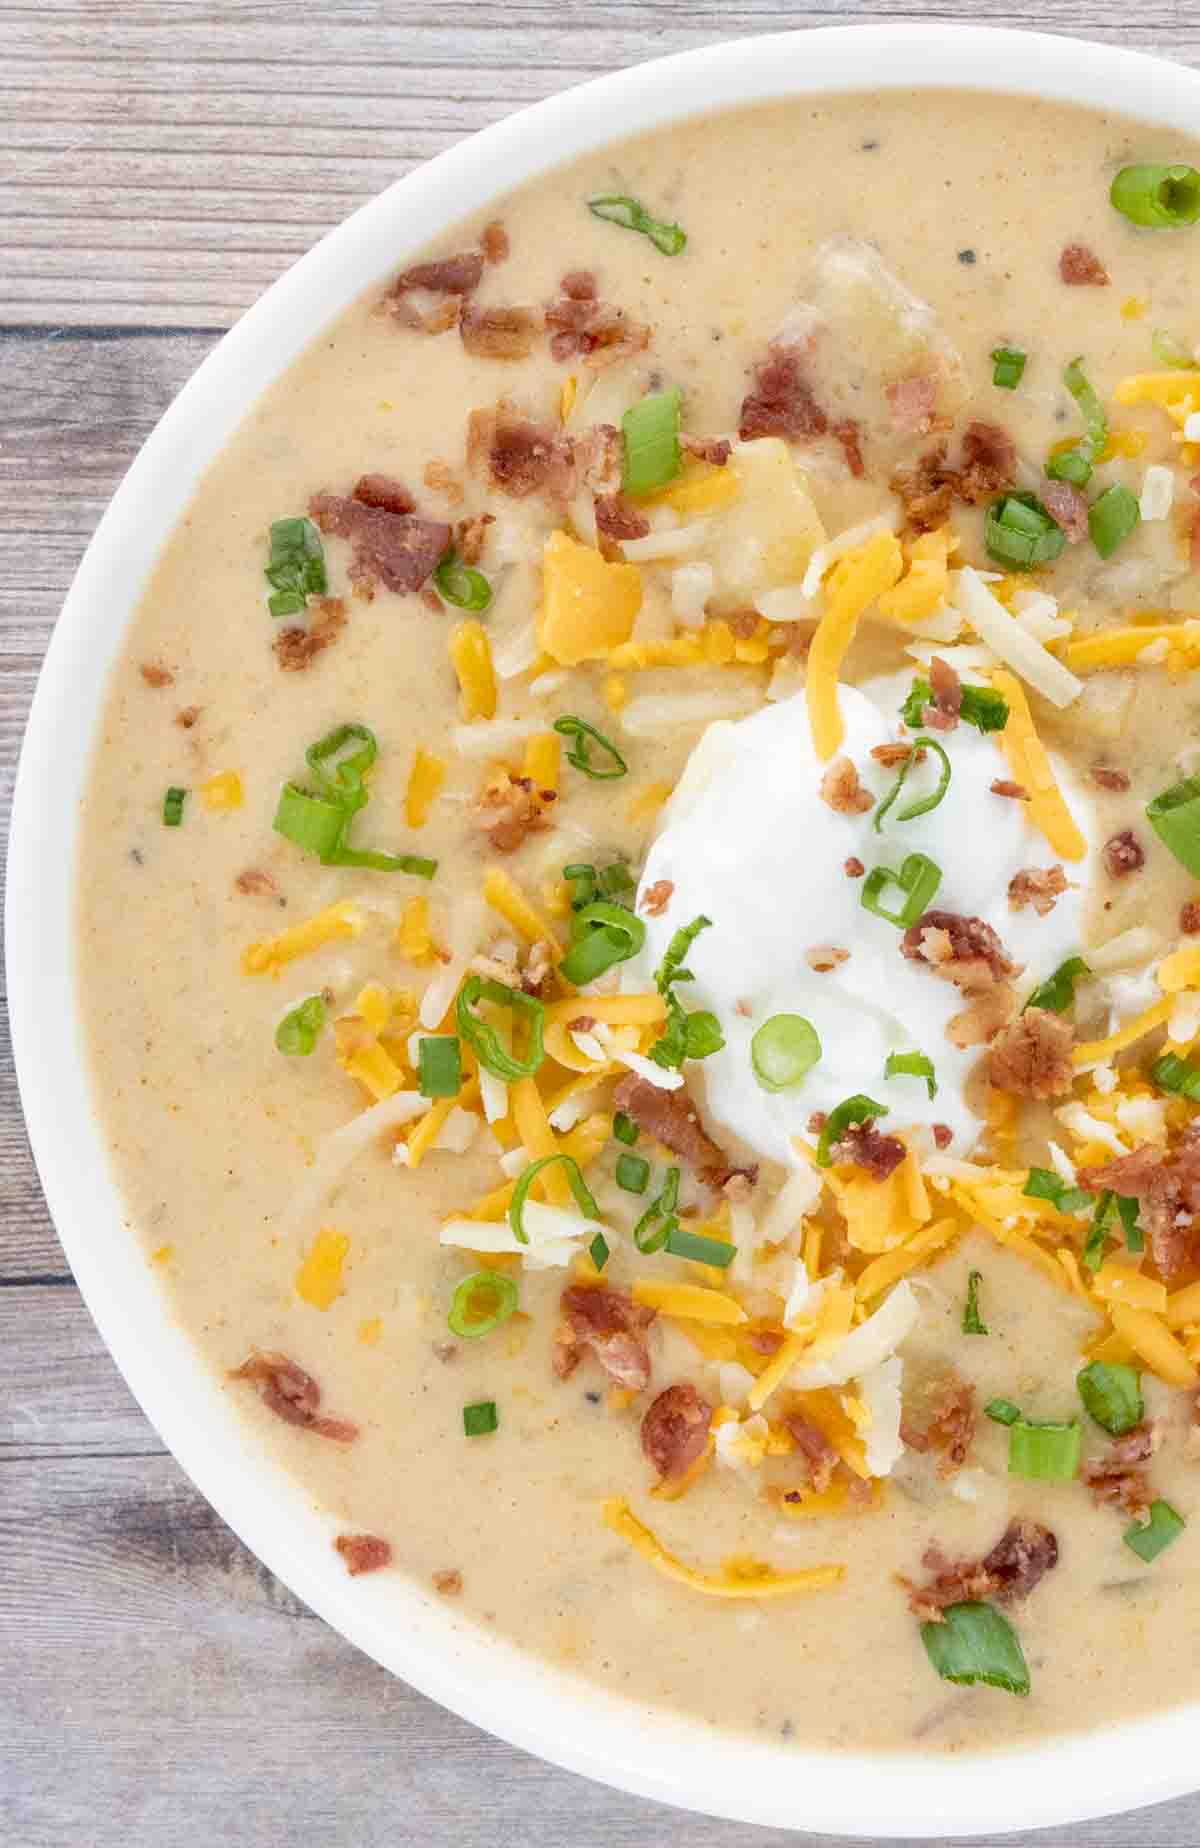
[628,685,1094,1163]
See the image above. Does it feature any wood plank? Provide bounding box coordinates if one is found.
[0,1283,156,1454]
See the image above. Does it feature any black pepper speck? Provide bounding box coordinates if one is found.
[958,248,977,265]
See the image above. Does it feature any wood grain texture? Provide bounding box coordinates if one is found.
[6,4,1200,1842]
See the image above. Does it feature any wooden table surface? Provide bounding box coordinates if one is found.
[6,4,1200,1842]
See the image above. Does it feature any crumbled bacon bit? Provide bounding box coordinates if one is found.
[1091,764,1131,793]
[991,778,1030,801]
[886,372,939,435]
[480,220,509,264]
[567,1014,597,1033]
[947,984,1017,1049]
[559,269,596,301]
[1060,242,1110,286]
[820,755,874,815]
[460,302,541,361]
[310,492,451,595]
[844,856,865,878]
[231,1351,357,1442]
[1078,1132,1200,1279]
[594,493,651,542]
[904,1518,1058,1621]
[1083,1424,1158,1520]
[1182,900,1200,935]
[901,910,1021,991]
[475,771,550,854]
[433,1568,464,1596]
[807,1111,828,1134]
[423,459,465,505]
[1103,829,1145,878]
[988,1006,1075,1099]
[455,512,494,565]
[892,422,1016,534]
[806,944,850,973]
[924,655,962,733]
[335,1534,392,1576]
[641,879,674,917]
[470,407,577,500]
[785,1416,838,1493]
[1041,476,1089,543]
[832,417,866,477]
[611,1073,729,1178]
[272,596,348,672]
[175,705,201,729]
[139,661,174,688]
[738,344,828,443]
[383,251,483,330]
[352,473,416,515]
[545,280,650,369]
[831,1120,907,1181]
[871,742,914,768]
[641,1382,713,1479]
[680,432,732,467]
[1008,864,1069,916]
[556,1285,656,1391]
[932,1123,953,1150]
[234,869,279,898]
[900,1374,976,1476]
[960,420,1018,495]
[727,608,761,640]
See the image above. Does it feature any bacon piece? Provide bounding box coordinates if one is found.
[680,432,732,467]
[559,270,596,301]
[831,416,866,477]
[455,512,494,565]
[1060,242,1109,286]
[905,1518,1058,1621]
[309,494,450,596]
[234,869,279,898]
[1083,1423,1158,1520]
[901,909,1021,992]
[480,220,509,264]
[785,1416,839,1493]
[139,661,174,687]
[470,408,577,501]
[891,446,955,534]
[844,855,865,878]
[892,423,1016,533]
[991,779,1030,801]
[738,345,828,443]
[960,420,1018,497]
[231,1351,357,1442]
[1182,899,1200,935]
[887,372,939,435]
[1091,764,1131,793]
[820,755,874,815]
[594,493,651,542]
[273,596,348,672]
[900,1374,976,1476]
[424,459,464,505]
[1042,476,1089,543]
[926,654,962,732]
[640,1382,713,1479]
[1078,1132,1200,1279]
[830,1119,907,1180]
[727,609,761,640]
[352,473,416,515]
[475,771,550,854]
[175,705,201,729]
[988,1005,1075,1099]
[932,1123,953,1150]
[871,742,913,768]
[335,1534,392,1576]
[1008,864,1068,916]
[611,1072,727,1174]
[557,1285,656,1391]
[641,879,674,917]
[544,278,650,369]
[433,1568,464,1595]
[393,252,484,297]
[1103,829,1145,878]
[460,302,541,360]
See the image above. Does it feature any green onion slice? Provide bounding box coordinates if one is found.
[1151,1051,1200,1100]
[1045,445,1094,488]
[1147,776,1200,876]
[1152,328,1194,368]
[1008,1417,1081,1481]
[1118,1193,1144,1254]
[984,492,1067,570]
[456,975,545,1082]
[1083,1191,1117,1273]
[463,1399,499,1437]
[1022,1167,1091,1214]
[817,1094,889,1168]
[1111,163,1200,229]
[634,1165,680,1254]
[664,1225,736,1267]
[613,1111,639,1147]
[448,1270,519,1340]
[860,853,943,928]
[162,785,187,827]
[1077,1360,1143,1436]
[1024,955,1090,1015]
[751,1015,822,1092]
[274,722,436,875]
[991,346,1027,390]
[873,736,951,833]
[884,1050,937,1100]
[1125,1499,1186,1562]
[562,861,635,909]
[1089,483,1141,560]
[275,994,326,1057]
[265,515,327,617]
[418,1035,462,1099]
[560,900,646,987]
[616,1152,650,1194]
[588,193,687,256]
[622,388,682,498]
[901,678,1008,734]
[648,915,724,1072]
[920,1601,1030,1697]
[1064,355,1108,456]
[985,1398,1021,1426]
[508,1152,599,1247]
[553,716,628,780]
[589,1231,610,1271]
[433,548,492,613]
[962,1270,989,1336]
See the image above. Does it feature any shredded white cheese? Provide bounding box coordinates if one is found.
[622,519,711,562]
[671,562,714,628]
[1139,464,1176,522]
[791,1281,920,1389]
[955,567,1082,708]
[859,1355,904,1476]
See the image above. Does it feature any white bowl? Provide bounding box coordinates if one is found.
[9,23,1200,1837]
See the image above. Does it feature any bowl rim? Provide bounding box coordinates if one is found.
[10,22,1200,1837]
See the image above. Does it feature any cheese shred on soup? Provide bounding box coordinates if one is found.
[79,92,1200,1750]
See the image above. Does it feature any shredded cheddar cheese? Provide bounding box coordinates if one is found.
[242,899,364,977]
[483,867,564,957]
[523,731,561,795]
[1073,998,1174,1066]
[602,1498,844,1599]
[806,530,905,759]
[396,894,437,965]
[449,619,497,721]
[991,669,1086,861]
[1091,1260,1168,1313]
[876,527,957,627]
[632,1280,748,1324]
[199,769,243,811]
[1066,622,1200,673]
[295,1227,350,1310]
[653,459,742,516]
[539,530,641,665]
[1108,1303,1198,1387]
[405,748,446,827]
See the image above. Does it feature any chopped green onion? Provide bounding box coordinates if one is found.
[664,1225,736,1267]
[564,861,636,909]
[985,1398,1022,1426]
[817,1094,888,1168]
[613,1112,639,1147]
[1151,1051,1200,1100]
[418,1035,462,1098]
[751,1014,822,1092]
[1124,1499,1186,1562]
[884,1050,937,1100]
[1022,1167,1092,1214]
[1152,328,1194,368]
[622,388,682,498]
[860,852,943,928]
[920,1601,1030,1697]
[589,1231,610,1271]
[1045,445,1094,488]
[634,1165,680,1254]
[648,915,724,1071]
[682,1012,724,1059]
[448,1270,519,1340]
[1082,1192,1115,1273]
[901,678,1008,734]
[162,785,187,827]
[984,491,1067,570]
[552,716,628,780]
[1118,1193,1144,1254]
[1024,955,1090,1015]
[991,346,1027,390]
[508,1152,598,1247]
[616,1152,650,1195]
[588,193,687,256]
[1077,1360,1143,1436]
[560,900,646,987]
[274,722,434,874]
[1111,163,1200,229]
[265,515,327,617]
[456,975,545,1081]
[873,736,952,833]
[1008,1417,1080,1481]
[1064,355,1108,457]
[1147,776,1200,876]
[463,1399,499,1437]
[1089,483,1141,559]
[275,994,326,1057]
[433,548,492,613]
[962,1270,989,1336]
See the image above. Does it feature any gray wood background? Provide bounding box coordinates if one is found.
[5,4,1200,1842]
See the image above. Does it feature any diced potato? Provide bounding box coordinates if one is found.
[1064,670,1136,742]
[800,235,967,423]
[708,438,825,609]
[539,530,642,664]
